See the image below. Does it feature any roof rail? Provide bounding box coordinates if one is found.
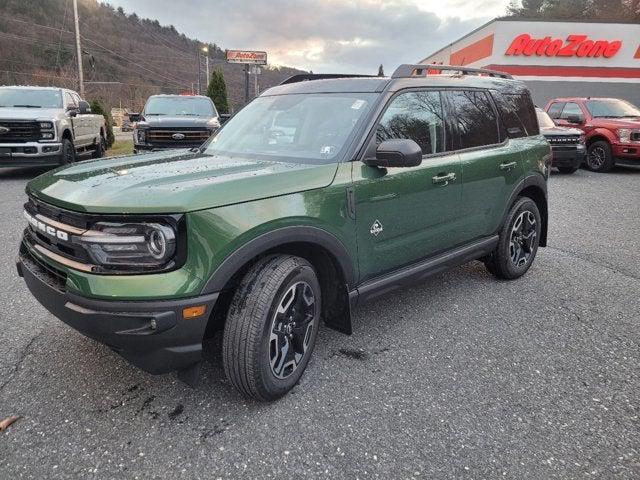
[279,73,377,85]
[391,64,513,80]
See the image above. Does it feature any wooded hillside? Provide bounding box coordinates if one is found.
[0,0,305,112]
[507,0,640,21]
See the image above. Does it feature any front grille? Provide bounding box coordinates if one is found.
[546,135,581,146]
[631,132,640,142]
[146,127,210,148]
[20,238,67,292]
[0,120,40,143]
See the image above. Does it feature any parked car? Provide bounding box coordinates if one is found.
[17,65,550,401]
[132,94,220,153]
[535,107,585,174]
[545,97,640,172]
[0,86,107,168]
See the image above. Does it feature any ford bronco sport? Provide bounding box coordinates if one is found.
[17,65,550,401]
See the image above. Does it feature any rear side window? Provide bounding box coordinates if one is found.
[498,92,539,136]
[490,91,526,139]
[547,102,564,119]
[377,91,445,155]
[447,90,500,149]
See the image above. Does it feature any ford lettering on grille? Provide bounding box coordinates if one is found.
[24,210,70,241]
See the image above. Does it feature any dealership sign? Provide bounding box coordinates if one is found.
[226,50,268,65]
[505,34,622,58]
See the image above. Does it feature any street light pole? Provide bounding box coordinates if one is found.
[196,47,201,95]
[72,0,84,97]
[202,45,209,92]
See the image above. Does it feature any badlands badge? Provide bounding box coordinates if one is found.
[370,220,383,237]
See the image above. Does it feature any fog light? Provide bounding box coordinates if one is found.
[183,305,207,319]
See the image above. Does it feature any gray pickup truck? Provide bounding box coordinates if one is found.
[0,86,106,168]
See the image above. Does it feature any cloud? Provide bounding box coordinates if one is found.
[107,0,508,73]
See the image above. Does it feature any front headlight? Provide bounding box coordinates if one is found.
[618,129,631,143]
[75,222,177,271]
[39,121,54,129]
[134,128,147,144]
[39,121,55,141]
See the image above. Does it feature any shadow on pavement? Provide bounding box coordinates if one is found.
[0,166,51,180]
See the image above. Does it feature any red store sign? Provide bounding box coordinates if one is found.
[506,34,622,58]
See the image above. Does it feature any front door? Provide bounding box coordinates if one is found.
[352,90,463,282]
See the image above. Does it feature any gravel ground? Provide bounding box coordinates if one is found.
[0,165,638,479]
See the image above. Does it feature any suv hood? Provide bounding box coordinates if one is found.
[541,126,582,136]
[27,149,338,214]
[591,117,640,129]
[139,116,216,128]
[0,107,61,120]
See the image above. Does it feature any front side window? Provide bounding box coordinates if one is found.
[560,103,583,120]
[144,96,217,117]
[205,93,376,164]
[448,90,500,149]
[0,88,63,109]
[64,92,77,109]
[376,91,444,155]
[585,99,640,118]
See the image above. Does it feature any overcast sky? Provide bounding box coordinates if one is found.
[107,0,510,74]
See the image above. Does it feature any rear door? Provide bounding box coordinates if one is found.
[352,89,463,281]
[445,89,524,242]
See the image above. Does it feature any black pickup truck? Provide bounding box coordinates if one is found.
[132,94,220,153]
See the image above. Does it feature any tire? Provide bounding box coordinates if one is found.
[557,166,578,174]
[223,255,321,401]
[484,197,542,280]
[60,138,76,165]
[586,141,614,172]
[92,135,106,159]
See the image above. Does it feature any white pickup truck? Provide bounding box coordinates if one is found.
[0,86,106,168]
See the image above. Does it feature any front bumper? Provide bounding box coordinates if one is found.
[551,146,585,168]
[0,142,62,167]
[613,143,640,162]
[17,251,219,375]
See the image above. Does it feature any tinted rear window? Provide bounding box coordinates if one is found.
[496,92,539,136]
[491,91,526,139]
[448,90,500,149]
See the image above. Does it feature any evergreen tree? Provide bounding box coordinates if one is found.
[378,64,385,77]
[206,68,230,115]
[89,100,115,148]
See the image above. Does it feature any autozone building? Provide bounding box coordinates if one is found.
[420,19,640,107]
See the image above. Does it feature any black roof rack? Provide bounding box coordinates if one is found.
[391,64,513,80]
[279,73,377,85]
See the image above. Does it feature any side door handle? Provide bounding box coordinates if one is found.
[499,161,518,172]
[432,172,456,186]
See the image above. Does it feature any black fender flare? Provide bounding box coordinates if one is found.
[500,174,548,246]
[200,226,356,295]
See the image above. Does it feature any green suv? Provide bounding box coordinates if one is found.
[18,65,550,401]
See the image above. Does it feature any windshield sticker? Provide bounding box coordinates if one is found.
[320,145,335,156]
[351,99,366,110]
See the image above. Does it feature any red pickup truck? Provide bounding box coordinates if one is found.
[545,97,640,172]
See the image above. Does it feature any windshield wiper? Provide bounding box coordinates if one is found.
[145,113,165,116]
[13,104,42,108]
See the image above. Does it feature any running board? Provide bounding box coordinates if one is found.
[353,236,499,307]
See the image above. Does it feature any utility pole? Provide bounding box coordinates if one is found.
[244,64,250,104]
[72,0,84,97]
[196,47,201,95]
[202,45,210,87]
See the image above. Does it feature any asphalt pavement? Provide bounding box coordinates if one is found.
[0,165,639,479]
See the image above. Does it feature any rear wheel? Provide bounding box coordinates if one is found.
[484,197,541,280]
[92,135,106,159]
[223,255,321,401]
[586,141,614,172]
[61,138,76,165]
[557,166,578,174]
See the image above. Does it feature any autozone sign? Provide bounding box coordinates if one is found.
[226,50,267,65]
[505,34,622,58]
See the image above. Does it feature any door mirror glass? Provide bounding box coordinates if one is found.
[566,114,584,124]
[78,100,91,115]
[128,112,142,123]
[365,139,422,168]
[66,104,78,117]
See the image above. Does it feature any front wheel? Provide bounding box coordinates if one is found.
[223,255,321,401]
[586,141,614,172]
[60,138,76,165]
[92,136,106,159]
[484,197,542,280]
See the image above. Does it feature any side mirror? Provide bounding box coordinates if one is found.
[219,113,232,125]
[364,139,423,168]
[78,101,91,114]
[566,114,584,124]
[128,112,141,122]
[66,104,78,117]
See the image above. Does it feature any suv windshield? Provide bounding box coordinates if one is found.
[0,88,62,108]
[585,99,640,118]
[144,96,217,117]
[205,93,376,164]
[536,109,556,128]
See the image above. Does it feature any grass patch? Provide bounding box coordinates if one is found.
[107,139,134,157]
